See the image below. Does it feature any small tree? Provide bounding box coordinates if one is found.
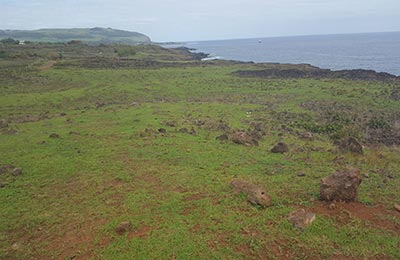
[0,38,19,45]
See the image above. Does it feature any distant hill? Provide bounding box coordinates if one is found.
[0,27,151,45]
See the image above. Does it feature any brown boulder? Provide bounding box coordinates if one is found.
[339,137,363,154]
[271,142,289,153]
[231,179,271,207]
[320,167,362,202]
[231,131,259,146]
[115,221,132,235]
[288,209,316,230]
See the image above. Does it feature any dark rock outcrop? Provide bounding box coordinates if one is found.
[320,167,362,202]
[233,68,399,82]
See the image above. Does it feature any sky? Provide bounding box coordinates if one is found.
[0,0,399,42]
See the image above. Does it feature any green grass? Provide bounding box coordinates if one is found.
[0,43,399,259]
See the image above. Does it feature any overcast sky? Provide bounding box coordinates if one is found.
[1,0,399,41]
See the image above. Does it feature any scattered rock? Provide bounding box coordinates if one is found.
[96,102,106,108]
[217,122,230,131]
[0,164,15,174]
[0,119,8,128]
[49,133,60,138]
[288,209,316,230]
[130,102,140,106]
[320,167,362,202]
[231,131,259,146]
[164,121,176,127]
[339,137,363,154]
[179,128,188,133]
[2,128,18,135]
[249,130,263,140]
[158,128,166,134]
[300,132,314,140]
[216,134,228,141]
[38,140,46,144]
[231,179,271,207]
[69,131,80,135]
[270,142,289,153]
[0,182,6,188]
[394,204,400,213]
[115,221,132,234]
[60,112,67,116]
[332,156,346,165]
[328,203,336,210]
[297,172,306,177]
[194,119,205,126]
[188,128,196,135]
[11,242,20,250]
[11,168,22,176]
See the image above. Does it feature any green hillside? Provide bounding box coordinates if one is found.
[0,27,151,45]
[1,42,399,260]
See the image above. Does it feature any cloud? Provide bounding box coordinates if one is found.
[0,0,399,41]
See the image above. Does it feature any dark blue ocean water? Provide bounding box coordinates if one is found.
[181,32,400,76]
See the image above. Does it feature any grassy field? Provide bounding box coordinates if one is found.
[0,42,399,260]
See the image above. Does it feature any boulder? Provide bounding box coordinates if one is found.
[288,209,316,230]
[320,167,362,202]
[231,131,259,146]
[271,142,289,153]
[11,168,22,176]
[339,137,363,154]
[0,164,15,174]
[164,121,176,127]
[49,133,60,138]
[0,119,8,129]
[231,179,271,207]
[115,221,132,235]
[188,128,196,135]
[300,132,314,140]
[216,134,228,141]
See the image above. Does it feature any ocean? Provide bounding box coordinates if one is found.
[179,32,400,76]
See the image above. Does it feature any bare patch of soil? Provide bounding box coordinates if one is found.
[310,201,400,234]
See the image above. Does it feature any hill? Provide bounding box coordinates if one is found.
[0,27,151,45]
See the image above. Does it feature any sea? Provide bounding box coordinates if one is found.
[170,32,400,76]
